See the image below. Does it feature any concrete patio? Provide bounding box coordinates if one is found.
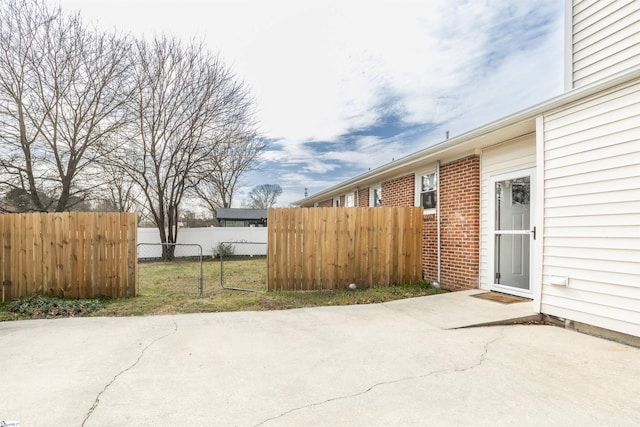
[1,291,638,426]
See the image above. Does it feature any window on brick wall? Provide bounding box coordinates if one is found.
[415,171,437,212]
[345,192,355,207]
[370,185,382,207]
[333,196,340,207]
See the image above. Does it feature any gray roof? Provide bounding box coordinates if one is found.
[216,208,268,220]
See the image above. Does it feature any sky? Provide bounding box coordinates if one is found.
[53,0,566,208]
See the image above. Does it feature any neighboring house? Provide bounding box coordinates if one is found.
[296,0,640,339]
[216,208,268,227]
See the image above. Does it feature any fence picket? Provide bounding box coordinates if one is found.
[88,213,96,296]
[285,209,294,289]
[62,213,73,295]
[406,208,418,281]
[97,212,105,296]
[107,213,118,296]
[33,214,44,294]
[357,208,369,286]
[363,208,372,286]
[277,209,287,290]
[41,213,53,293]
[76,213,85,298]
[25,214,35,293]
[267,207,422,291]
[351,210,359,285]
[294,209,303,290]
[16,214,26,297]
[0,212,137,299]
[267,208,276,290]
[52,214,63,295]
[5,215,13,299]
[307,209,323,289]
[325,208,337,289]
[126,212,138,296]
[117,213,126,297]
[396,209,405,282]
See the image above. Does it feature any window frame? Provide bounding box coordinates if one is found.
[344,192,355,207]
[415,170,438,214]
[369,184,382,207]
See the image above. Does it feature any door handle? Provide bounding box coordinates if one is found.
[531,226,536,240]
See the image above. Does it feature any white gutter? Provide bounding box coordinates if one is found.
[295,66,640,206]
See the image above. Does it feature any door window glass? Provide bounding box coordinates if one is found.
[495,177,530,231]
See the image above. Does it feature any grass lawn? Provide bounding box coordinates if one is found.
[0,257,446,320]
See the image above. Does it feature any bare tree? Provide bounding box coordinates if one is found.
[244,184,282,209]
[192,122,264,216]
[121,35,255,259]
[0,0,132,211]
[92,162,141,212]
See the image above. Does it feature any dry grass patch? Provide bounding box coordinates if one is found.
[0,258,446,320]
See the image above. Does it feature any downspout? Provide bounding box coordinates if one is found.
[436,160,442,287]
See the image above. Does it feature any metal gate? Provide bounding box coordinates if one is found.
[218,241,267,292]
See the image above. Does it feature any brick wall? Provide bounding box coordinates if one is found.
[356,187,369,207]
[422,214,438,284]
[379,156,480,291]
[311,155,480,292]
[318,199,333,207]
[437,155,480,291]
[381,174,414,206]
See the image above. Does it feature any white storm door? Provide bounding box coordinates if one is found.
[490,169,535,298]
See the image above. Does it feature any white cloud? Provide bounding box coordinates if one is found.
[53,0,565,206]
[57,0,562,141]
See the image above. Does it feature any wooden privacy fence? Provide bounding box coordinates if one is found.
[0,212,137,300]
[267,207,423,291]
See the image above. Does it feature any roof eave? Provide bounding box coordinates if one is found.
[294,66,640,206]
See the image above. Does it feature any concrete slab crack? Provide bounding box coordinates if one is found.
[254,329,505,427]
[253,366,453,427]
[453,328,505,373]
[81,317,178,427]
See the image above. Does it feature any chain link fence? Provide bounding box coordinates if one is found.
[217,241,268,292]
[137,243,204,296]
[136,241,268,297]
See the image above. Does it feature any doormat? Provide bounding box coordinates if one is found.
[471,291,531,304]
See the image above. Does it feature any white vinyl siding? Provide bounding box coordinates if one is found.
[479,134,536,290]
[542,80,640,337]
[570,0,640,88]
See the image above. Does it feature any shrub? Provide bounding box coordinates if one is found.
[8,294,103,318]
[213,242,235,258]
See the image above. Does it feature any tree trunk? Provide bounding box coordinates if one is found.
[161,244,176,261]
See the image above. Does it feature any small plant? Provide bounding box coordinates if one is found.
[417,279,432,289]
[8,294,103,318]
[213,242,235,258]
